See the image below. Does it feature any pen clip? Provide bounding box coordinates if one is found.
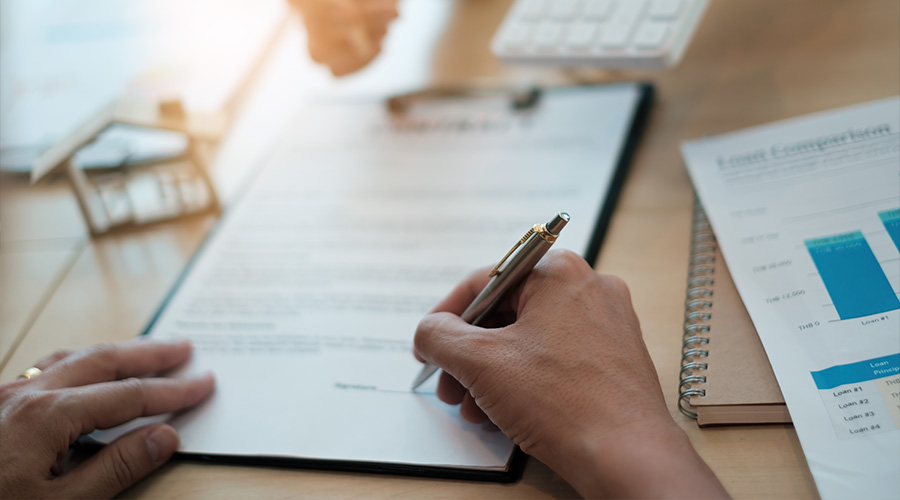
[490,224,540,277]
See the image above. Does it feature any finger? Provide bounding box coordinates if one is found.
[308,0,355,24]
[506,249,595,317]
[311,37,377,76]
[60,424,179,499]
[414,312,495,386]
[4,350,74,391]
[303,1,383,76]
[460,394,488,424]
[38,339,194,389]
[33,349,74,370]
[362,1,398,40]
[307,34,350,62]
[365,21,388,40]
[344,24,375,59]
[333,0,362,21]
[359,0,398,17]
[362,4,398,28]
[429,266,521,327]
[60,373,215,435]
[429,267,493,314]
[328,50,378,76]
[334,0,372,52]
[436,370,467,405]
[306,29,378,75]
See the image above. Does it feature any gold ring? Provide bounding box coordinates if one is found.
[17,367,42,380]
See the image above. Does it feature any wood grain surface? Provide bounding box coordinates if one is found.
[1,0,897,497]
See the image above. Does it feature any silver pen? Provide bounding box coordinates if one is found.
[411,212,570,391]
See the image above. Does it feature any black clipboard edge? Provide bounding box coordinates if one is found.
[74,439,527,483]
[123,81,654,483]
[582,81,654,267]
[189,446,527,483]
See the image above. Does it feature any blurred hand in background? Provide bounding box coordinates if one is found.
[291,0,399,76]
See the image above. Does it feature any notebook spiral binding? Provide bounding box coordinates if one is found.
[678,197,716,419]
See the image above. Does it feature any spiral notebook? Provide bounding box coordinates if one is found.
[679,200,791,426]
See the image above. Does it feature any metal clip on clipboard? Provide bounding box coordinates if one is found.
[386,86,543,114]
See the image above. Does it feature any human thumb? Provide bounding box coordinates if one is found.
[62,424,179,499]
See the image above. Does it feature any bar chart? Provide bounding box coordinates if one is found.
[879,209,900,252]
[805,231,900,320]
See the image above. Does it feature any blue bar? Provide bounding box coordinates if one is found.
[879,209,900,252]
[811,353,900,390]
[805,231,900,320]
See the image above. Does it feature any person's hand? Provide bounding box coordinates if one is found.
[0,339,214,499]
[292,0,399,76]
[414,250,728,498]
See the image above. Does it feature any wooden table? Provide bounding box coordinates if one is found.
[1,1,897,497]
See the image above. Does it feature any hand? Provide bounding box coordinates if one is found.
[414,250,728,498]
[292,0,399,76]
[0,339,215,499]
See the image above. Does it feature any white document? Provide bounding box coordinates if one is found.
[100,85,644,473]
[682,98,900,499]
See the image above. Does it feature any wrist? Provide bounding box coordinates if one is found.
[550,417,728,499]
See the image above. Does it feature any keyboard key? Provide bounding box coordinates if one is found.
[550,0,581,20]
[607,0,646,34]
[633,21,670,48]
[583,0,614,20]
[516,0,547,20]
[502,23,533,49]
[600,0,645,47]
[534,23,565,48]
[566,22,600,48]
[599,24,629,48]
[648,0,683,20]
[491,0,709,69]
[610,0,648,26]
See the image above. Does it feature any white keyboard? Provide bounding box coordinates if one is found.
[491,0,709,70]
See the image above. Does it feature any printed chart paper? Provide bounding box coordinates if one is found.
[682,97,900,499]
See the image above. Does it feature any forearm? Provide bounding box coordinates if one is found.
[551,419,730,499]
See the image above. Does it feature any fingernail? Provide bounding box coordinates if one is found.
[160,338,192,349]
[186,372,216,401]
[137,336,189,346]
[145,425,178,463]
[190,370,215,381]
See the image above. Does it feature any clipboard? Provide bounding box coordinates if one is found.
[87,82,654,483]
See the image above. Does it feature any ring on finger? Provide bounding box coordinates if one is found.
[17,367,43,380]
